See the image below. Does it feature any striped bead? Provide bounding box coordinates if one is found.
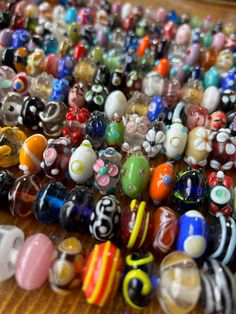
[206,212,236,265]
[82,241,123,306]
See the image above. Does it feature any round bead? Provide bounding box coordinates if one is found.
[122,252,158,310]
[206,212,236,265]
[158,251,201,314]
[120,200,150,250]
[151,206,178,253]
[82,241,123,306]
[8,174,41,217]
[121,153,150,198]
[19,134,47,175]
[49,237,85,295]
[89,195,121,242]
[176,210,208,258]
[41,137,71,180]
[60,186,95,233]
[15,233,54,290]
[33,181,67,224]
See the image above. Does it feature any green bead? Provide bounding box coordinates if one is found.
[91,46,104,63]
[121,153,150,198]
[191,16,202,28]
[105,119,125,147]
[68,22,80,44]
[105,56,121,73]
[200,32,212,48]
[136,26,145,37]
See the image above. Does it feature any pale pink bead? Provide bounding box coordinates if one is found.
[15,233,54,290]
[212,32,226,52]
[175,24,191,45]
[156,7,167,22]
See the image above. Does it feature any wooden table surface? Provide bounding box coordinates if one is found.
[1,0,236,313]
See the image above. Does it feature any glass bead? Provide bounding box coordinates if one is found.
[85,111,108,149]
[34,181,67,224]
[120,200,150,249]
[12,72,30,96]
[82,241,123,306]
[158,251,201,314]
[0,66,15,101]
[0,170,14,203]
[19,134,47,175]
[122,113,150,153]
[85,83,109,112]
[15,233,54,290]
[121,152,150,198]
[176,210,208,258]
[142,71,164,97]
[0,92,23,126]
[173,168,206,212]
[39,101,67,137]
[9,174,42,217]
[122,251,158,309]
[41,137,71,180]
[26,49,45,76]
[18,96,45,131]
[151,206,178,253]
[29,72,54,101]
[58,55,76,81]
[73,60,96,84]
[93,147,122,195]
[200,259,236,314]
[89,195,121,241]
[60,185,95,233]
[49,237,86,295]
[105,114,125,148]
[0,225,24,282]
[12,29,30,49]
[206,212,236,265]
[50,78,69,102]
[0,126,26,167]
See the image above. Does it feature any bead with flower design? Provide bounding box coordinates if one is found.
[93,148,122,195]
[185,126,214,167]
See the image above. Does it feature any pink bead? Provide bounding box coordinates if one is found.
[15,233,54,290]
[212,32,226,52]
[156,7,166,21]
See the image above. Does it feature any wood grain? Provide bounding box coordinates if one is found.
[0,0,236,313]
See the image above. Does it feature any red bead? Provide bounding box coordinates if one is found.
[73,43,87,62]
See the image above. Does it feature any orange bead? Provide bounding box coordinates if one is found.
[19,134,47,175]
[149,162,174,205]
[154,58,170,78]
[137,36,150,57]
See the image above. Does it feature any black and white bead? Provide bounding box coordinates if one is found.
[89,195,121,242]
[206,212,236,265]
[200,259,236,314]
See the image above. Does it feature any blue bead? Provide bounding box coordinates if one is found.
[147,96,167,122]
[12,29,30,49]
[60,186,95,233]
[176,210,208,258]
[33,181,67,224]
[65,7,77,24]
[58,55,76,80]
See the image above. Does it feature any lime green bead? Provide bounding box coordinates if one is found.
[91,46,104,64]
[105,119,125,147]
[68,22,80,44]
[191,16,202,28]
[105,56,121,73]
[121,153,150,198]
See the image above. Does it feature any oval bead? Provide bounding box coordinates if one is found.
[15,233,54,290]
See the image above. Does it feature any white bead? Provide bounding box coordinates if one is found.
[0,225,24,282]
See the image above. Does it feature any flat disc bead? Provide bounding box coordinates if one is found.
[15,233,54,290]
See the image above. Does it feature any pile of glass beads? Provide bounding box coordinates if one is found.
[0,0,236,313]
